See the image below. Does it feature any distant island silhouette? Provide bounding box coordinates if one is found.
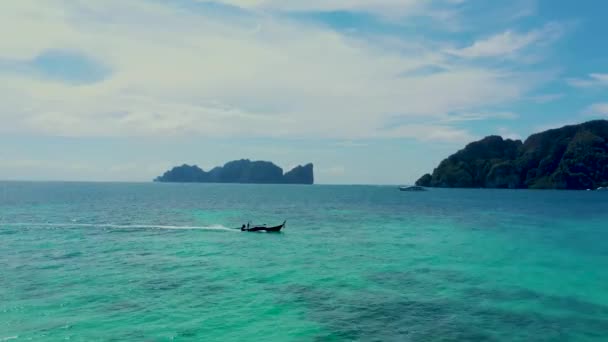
[416,120,608,190]
[155,159,314,184]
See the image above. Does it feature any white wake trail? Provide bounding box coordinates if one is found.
[1,222,240,232]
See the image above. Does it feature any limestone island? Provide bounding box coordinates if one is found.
[416,120,608,190]
[155,159,314,184]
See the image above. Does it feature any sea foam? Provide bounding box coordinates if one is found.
[2,222,239,232]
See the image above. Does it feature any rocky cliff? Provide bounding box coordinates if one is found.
[416,120,608,190]
[155,159,314,184]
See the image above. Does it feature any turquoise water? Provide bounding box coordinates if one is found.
[1,182,608,341]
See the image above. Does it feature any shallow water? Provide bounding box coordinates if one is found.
[1,182,607,341]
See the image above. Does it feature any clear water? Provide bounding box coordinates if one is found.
[1,182,607,341]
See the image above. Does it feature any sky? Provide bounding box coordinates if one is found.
[0,0,607,184]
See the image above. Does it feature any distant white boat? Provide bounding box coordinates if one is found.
[597,187,608,191]
[399,185,427,191]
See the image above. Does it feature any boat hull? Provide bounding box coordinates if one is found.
[242,221,286,232]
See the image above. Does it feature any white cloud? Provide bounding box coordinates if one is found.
[213,0,423,11]
[205,0,458,19]
[0,158,159,181]
[507,0,538,20]
[568,73,608,88]
[319,166,346,176]
[583,103,608,116]
[0,0,554,142]
[381,124,475,143]
[448,23,562,59]
[333,141,370,148]
[591,74,608,83]
[439,111,518,122]
[530,93,563,103]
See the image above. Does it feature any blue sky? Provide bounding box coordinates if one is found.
[0,0,607,184]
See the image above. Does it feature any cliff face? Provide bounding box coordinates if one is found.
[154,159,314,184]
[517,121,608,189]
[416,120,608,190]
[418,136,523,188]
[283,163,314,184]
[153,164,209,183]
[217,160,283,184]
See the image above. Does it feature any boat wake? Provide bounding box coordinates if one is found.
[1,222,240,232]
[0,337,18,342]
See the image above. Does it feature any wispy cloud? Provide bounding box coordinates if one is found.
[439,111,518,122]
[568,73,608,88]
[0,0,562,143]
[0,158,167,181]
[506,0,538,21]
[381,124,475,143]
[529,93,563,103]
[319,166,346,176]
[333,141,370,148]
[583,103,608,116]
[204,0,462,19]
[448,23,563,59]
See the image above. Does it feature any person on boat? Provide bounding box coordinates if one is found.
[241,224,247,231]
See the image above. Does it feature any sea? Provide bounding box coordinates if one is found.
[1,181,607,341]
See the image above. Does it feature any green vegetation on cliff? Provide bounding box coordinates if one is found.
[416,120,608,190]
[155,159,314,184]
